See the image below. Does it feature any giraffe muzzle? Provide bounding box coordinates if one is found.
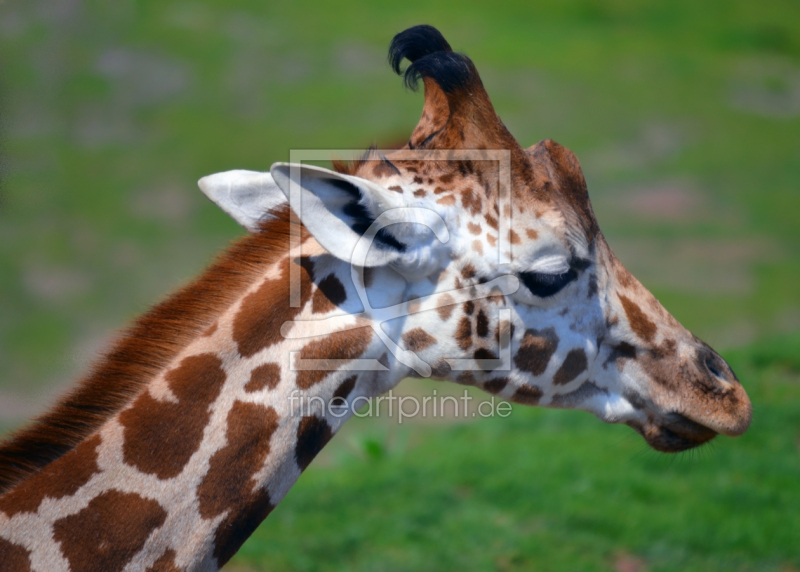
[626,340,753,449]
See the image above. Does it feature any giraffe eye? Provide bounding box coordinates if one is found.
[519,268,577,298]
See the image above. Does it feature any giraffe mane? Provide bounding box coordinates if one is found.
[0,205,296,494]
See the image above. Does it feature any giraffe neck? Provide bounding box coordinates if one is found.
[0,242,408,571]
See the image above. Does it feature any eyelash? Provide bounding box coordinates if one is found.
[519,268,577,298]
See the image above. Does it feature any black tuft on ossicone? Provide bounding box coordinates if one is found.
[389,25,477,94]
[389,25,452,74]
[403,51,476,94]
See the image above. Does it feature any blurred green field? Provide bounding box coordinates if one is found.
[1,1,798,570]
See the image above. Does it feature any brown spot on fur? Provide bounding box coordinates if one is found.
[0,434,101,517]
[456,371,476,385]
[388,185,403,193]
[233,256,314,359]
[514,328,559,376]
[653,338,678,359]
[509,230,521,244]
[120,353,226,479]
[414,189,427,197]
[433,186,447,194]
[403,328,437,352]
[295,416,333,471]
[146,550,181,572]
[295,326,372,389]
[331,375,357,408]
[495,320,514,349]
[474,348,498,371]
[484,377,508,394]
[202,322,218,337]
[461,188,481,215]
[0,538,32,571]
[439,173,454,184]
[487,287,506,306]
[487,234,497,247]
[436,195,456,206]
[437,294,456,320]
[456,317,472,350]
[472,240,484,255]
[312,273,347,314]
[620,295,657,343]
[461,264,477,279]
[467,222,482,235]
[553,349,588,386]
[53,490,167,571]
[463,300,475,316]
[476,310,490,338]
[526,228,539,240]
[0,207,298,494]
[605,342,637,369]
[512,385,543,405]
[198,401,278,566]
[413,176,423,184]
[485,213,498,230]
[429,360,452,379]
[245,363,281,393]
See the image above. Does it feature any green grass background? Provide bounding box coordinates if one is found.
[1,1,798,570]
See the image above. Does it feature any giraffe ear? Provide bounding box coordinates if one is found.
[198,170,287,232]
[270,163,409,267]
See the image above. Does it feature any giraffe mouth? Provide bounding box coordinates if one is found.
[627,413,717,453]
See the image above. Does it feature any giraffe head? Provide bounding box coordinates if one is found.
[202,25,750,453]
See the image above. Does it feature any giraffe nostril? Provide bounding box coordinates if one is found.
[699,350,738,390]
[704,355,723,379]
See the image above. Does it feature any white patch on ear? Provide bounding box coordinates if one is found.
[270,163,407,267]
[198,170,286,232]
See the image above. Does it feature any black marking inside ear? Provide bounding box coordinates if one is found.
[389,25,452,74]
[329,179,406,252]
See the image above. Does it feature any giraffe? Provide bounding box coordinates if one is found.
[0,25,751,572]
